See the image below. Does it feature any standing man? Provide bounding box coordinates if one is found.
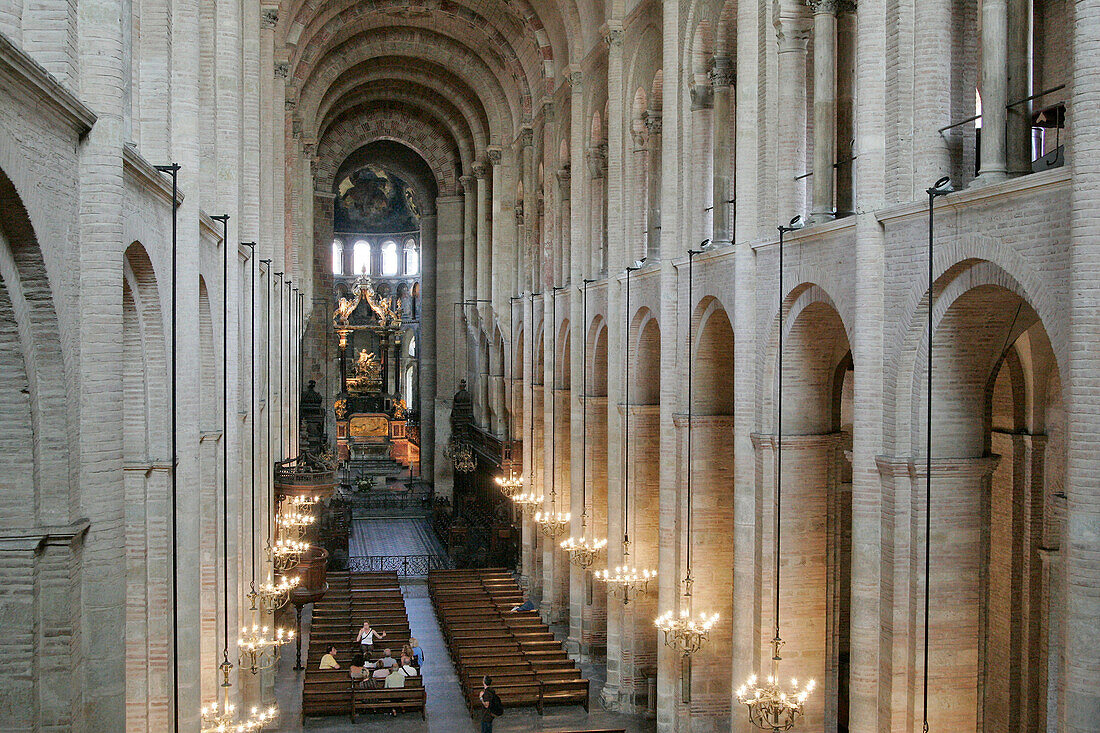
[479,675,503,731]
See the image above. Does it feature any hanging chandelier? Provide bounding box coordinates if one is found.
[534,508,571,538]
[284,493,319,513]
[276,509,315,538]
[248,573,299,612]
[238,623,295,674]
[654,243,720,679]
[563,279,607,570]
[201,697,278,733]
[595,259,656,604]
[495,470,524,497]
[512,490,544,515]
[737,217,814,730]
[266,537,308,573]
[655,607,721,656]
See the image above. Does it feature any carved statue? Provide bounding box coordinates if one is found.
[361,277,401,328]
[353,349,381,380]
[334,291,360,327]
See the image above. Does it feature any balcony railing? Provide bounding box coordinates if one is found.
[348,554,453,577]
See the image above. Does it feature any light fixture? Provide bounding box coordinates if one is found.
[563,278,607,569]
[266,537,308,573]
[920,176,952,732]
[595,258,655,604]
[737,216,814,729]
[238,623,294,674]
[512,491,545,516]
[276,508,315,538]
[654,243,720,681]
[284,493,320,513]
[201,214,279,731]
[534,285,570,539]
[249,573,299,613]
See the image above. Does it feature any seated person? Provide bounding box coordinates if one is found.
[398,654,418,677]
[408,637,425,667]
[378,649,397,668]
[384,663,408,688]
[509,597,537,613]
[401,643,414,662]
[319,645,340,669]
[349,652,367,680]
[372,664,390,681]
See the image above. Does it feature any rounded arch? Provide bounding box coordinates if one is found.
[122,242,169,460]
[587,314,608,397]
[630,307,660,405]
[555,318,570,388]
[692,296,734,415]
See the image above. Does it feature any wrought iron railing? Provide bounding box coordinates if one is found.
[349,486,433,516]
[348,554,453,577]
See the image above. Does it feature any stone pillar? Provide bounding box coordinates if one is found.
[751,433,844,731]
[691,81,715,245]
[1067,9,1100,724]
[775,10,812,220]
[810,0,839,222]
[1006,0,1032,176]
[460,175,476,304]
[910,457,1000,732]
[834,7,855,216]
[421,211,438,485]
[474,160,490,307]
[586,146,608,276]
[711,55,734,246]
[77,0,127,722]
[632,127,649,264]
[644,111,662,262]
[913,0,956,192]
[556,167,571,286]
[977,0,1008,181]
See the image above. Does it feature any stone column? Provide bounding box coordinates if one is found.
[909,457,999,732]
[775,10,812,220]
[1006,0,1032,176]
[631,127,649,264]
[77,0,127,723]
[977,0,1008,181]
[1067,9,1100,725]
[711,55,734,245]
[586,146,608,275]
[420,211,438,486]
[474,160,491,308]
[691,81,714,244]
[809,0,838,222]
[460,174,476,304]
[520,127,535,293]
[834,6,855,215]
[644,111,662,262]
[556,167,571,286]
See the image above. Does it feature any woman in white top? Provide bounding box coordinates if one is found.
[355,621,386,656]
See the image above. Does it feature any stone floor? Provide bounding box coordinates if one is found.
[349,518,444,557]
[271,581,656,733]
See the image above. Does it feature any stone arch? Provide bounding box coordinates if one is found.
[555,317,570,389]
[631,307,660,405]
[691,295,734,415]
[196,276,218,698]
[894,259,1064,732]
[587,315,608,397]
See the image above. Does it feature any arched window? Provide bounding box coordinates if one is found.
[408,334,416,357]
[405,364,416,406]
[353,240,371,275]
[404,239,420,275]
[332,239,344,275]
[381,240,399,275]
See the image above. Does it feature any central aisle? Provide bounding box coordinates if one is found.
[274,580,655,732]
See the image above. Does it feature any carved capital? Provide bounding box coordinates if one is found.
[630,127,647,150]
[808,0,854,12]
[585,144,608,178]
[541,99,555,121]
[472,161,488,179]
[690,83,713,110]
[644,111,662,136]
[520,126,534,147]
[275,62,289,79]
[603,26,624,47]
[514,203,525,224]
[261,6,278,28]
[486,146,502,164]
[459,174,475,192]
[710,55,734,88]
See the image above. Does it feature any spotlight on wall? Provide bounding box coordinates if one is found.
[632,258,647,269]
[927,176,954,197]
[781,215,806,233]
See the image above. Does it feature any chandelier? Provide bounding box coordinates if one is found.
[266,537,308,573]
[238,623,294,674]
[248,573,299,612]
[561,531,608,568]
[512,491,543,516]
[594,562,656,602]
[495,470,524,497]
[284,493,319,513]
[655,606,721,656]
[276,509,315,538]
[596,260,656,605]
[534,508,570,538]
[201,697,278,732]
[737,217,814,730]
[562,279,608,571]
